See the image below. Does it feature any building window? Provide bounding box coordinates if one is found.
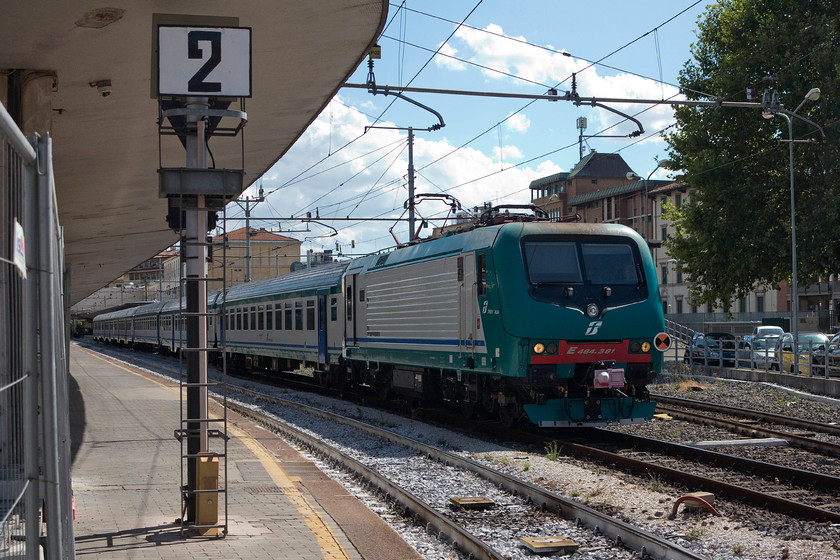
[677,270,683,284]
[661,265,668,285]
[661,227,668,242]
[662,300,667,315]
[691,303,698,314]
[706,302,714,313]
[739,297,746,313]
[675,193,682,208]
[676,298,683,314]
[757,295,765,313]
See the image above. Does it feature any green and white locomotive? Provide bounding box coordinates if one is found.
[94,211,666,427]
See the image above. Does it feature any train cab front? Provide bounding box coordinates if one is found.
[523,337,660,427]
[490,223,665,427]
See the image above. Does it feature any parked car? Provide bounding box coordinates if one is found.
[683,332,737,367]
[752,325,784,339]
[774,332,828,374]
[737,335,779,369]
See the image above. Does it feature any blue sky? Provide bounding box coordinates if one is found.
[237,1,713,258]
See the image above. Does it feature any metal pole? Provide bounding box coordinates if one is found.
[407,127,415,239]
[37,135,68,558]
[245,200,251,282]
[184,97,209,523]
[779,112,799,371]
[644,177,649,244]
[22,136,41,560]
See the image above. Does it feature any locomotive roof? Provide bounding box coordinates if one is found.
[346,226,501,274]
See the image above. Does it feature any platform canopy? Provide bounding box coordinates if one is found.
[0,1,387,303]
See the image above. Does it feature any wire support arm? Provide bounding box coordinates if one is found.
[360,85,445,131]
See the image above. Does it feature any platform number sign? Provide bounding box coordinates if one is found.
[158,25,251,97]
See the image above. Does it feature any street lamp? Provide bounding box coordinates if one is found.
[626,159,672,244]
[762,86,824,372]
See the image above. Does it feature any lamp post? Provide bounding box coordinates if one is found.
[627,159,671,244]
[762,87,823,370]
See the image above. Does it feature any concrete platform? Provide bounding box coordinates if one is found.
[69,343,422,560]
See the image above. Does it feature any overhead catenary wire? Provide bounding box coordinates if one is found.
[250,3,715,247]
[275,2,706,218]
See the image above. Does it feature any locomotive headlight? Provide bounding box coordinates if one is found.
[641,341,651,353]
[630,342,641,353]
[586,303,599,318]
[546,342,558,354]
[533,342,546,354]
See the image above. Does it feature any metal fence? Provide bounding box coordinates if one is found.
[1,102,74,558]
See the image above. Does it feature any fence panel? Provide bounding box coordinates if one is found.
[1,100,74,559]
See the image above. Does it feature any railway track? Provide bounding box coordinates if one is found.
[653,392,840,436]
[226,384,706,560]
[432,409,840,524]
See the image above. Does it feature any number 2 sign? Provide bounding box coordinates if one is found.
[158,26,251,97]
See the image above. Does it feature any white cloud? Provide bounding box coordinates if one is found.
[434,43,466,71]
[505,113,530,132]
[492,144,523,161]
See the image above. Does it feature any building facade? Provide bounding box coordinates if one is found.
[208,227,302,291]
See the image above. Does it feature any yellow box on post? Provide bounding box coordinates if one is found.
[195,452,219,536]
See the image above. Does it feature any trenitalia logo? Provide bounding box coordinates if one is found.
[585,321,603,336]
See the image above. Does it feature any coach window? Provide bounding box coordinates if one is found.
[266,304,273,330]
[306,300,315,330]
[250,306,256,330]
[258,305,264,330]
[330,297,338,321]
[295,301,303,330]
[284,303,292,330]
[346,286,353,321]
[236,309,242,331]
[275,304,282,330]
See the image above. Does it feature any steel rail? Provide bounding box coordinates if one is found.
[652,394,840,438]
[225,398,507,560]
[227,386,707,560]
[654,404,840,458]
[548,429,840,522]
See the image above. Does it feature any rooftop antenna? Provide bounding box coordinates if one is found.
[576,116,588,161]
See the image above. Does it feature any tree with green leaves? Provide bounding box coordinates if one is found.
[664,0,840,310]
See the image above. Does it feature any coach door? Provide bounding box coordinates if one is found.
[317,295,327,367]
[345,275,358,347]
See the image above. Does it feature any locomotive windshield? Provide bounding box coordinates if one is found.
[522,237,646,306]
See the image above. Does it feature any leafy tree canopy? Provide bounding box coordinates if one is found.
[664,0,840,310]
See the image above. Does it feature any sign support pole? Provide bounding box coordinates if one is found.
[184,97,209,524]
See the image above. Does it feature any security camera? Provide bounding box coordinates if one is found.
[89,79,112,97]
